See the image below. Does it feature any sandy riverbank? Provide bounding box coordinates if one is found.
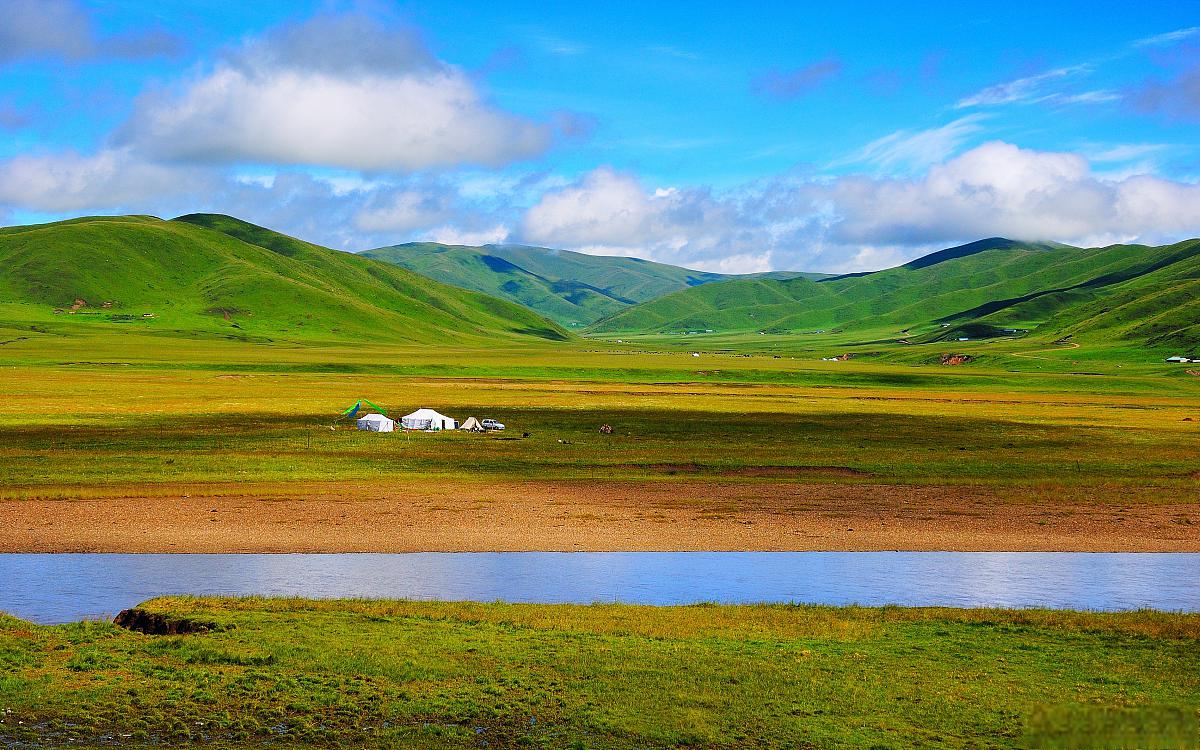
[2,480,1196,553]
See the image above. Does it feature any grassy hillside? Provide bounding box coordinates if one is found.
[0,214,568,344]
[591,237,1200,352]
[363,241,825,327]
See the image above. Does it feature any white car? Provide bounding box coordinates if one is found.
[481,418,505,431]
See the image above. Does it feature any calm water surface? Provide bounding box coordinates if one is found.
[1,552,1197,624]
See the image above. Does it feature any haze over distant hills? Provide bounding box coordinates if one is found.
[0,214,568,344]
[363,242,825,327]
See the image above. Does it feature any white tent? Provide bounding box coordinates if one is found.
[401,408,458,431]
[459,416,484,431]
[356,413,395,432]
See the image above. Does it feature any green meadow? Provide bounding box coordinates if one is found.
[1,324,1198,502]
[1,597,1197,749]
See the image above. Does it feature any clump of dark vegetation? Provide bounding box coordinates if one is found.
[114,607,220,635]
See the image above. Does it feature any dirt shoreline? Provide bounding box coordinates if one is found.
[2,480,1196,553]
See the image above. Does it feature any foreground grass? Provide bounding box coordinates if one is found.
[0,598,1197,749]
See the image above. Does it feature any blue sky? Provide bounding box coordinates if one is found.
[2,0,1199,272]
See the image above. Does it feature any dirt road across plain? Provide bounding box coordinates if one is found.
[2,480,1196,553]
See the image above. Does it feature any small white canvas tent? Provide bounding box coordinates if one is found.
[356,413,395,432]
[401,408,458,431]
[459,416,484,431]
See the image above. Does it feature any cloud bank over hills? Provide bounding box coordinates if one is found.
[1,3,1199,273]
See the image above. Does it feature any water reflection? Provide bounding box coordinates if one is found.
[0,552,1196,624]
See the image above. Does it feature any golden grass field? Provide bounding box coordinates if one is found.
[1,328,1197,551]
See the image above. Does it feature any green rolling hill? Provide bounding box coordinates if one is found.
[362,242,825,327]
[0,214,569,344]
[589,237,1200,351]
[5,214,1195,354]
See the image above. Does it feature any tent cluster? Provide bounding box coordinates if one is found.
[343,400,492,433]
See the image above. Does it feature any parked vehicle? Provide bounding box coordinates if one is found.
[481,418,505,431]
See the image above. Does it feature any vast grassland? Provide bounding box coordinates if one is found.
[2,244,1198,746]
[1,323,1197,551]
[2,321,1200,496]
[1,597,1197,749]
[1,326,1197,495]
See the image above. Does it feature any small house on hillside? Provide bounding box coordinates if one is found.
[401,408,458,431]
[356,413,395,432]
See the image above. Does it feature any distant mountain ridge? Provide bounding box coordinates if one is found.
[362,241,827,326]
[4,215,1195,353]
[589,237,1200,351]
[0,214,569,344]
[900,237,1064,271]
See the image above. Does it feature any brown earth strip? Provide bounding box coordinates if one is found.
[1,480,1196,553]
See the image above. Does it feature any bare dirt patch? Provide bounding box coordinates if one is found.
[1,480,1196,553]
[721,466,870,478]
[614,464,870,478]
[940,354,974,366]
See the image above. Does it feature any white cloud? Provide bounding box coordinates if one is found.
[1078,142,1175,181]
[687,252,773,274]
[424,225,511,246]
[1133,27,1200,48]
[520,167,763,267]
[353,189,454,233]
[119,14,553,171]
[0,0,180,64]
[522,168,658,248]
[0,146,481,251]
[4,137,1200,274]
[0,148,215,212]
[832,245,911,274]
[522,30,587,56]
[515,143,1200,273]
[955,65,1091,108]
[1048,90,1120,105]
[1085,143,1169,163]
[0,0,90,63]
[815,141,1200,248]
[831,115,987,173]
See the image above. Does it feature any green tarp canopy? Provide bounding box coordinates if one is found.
[341,399,387,418]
